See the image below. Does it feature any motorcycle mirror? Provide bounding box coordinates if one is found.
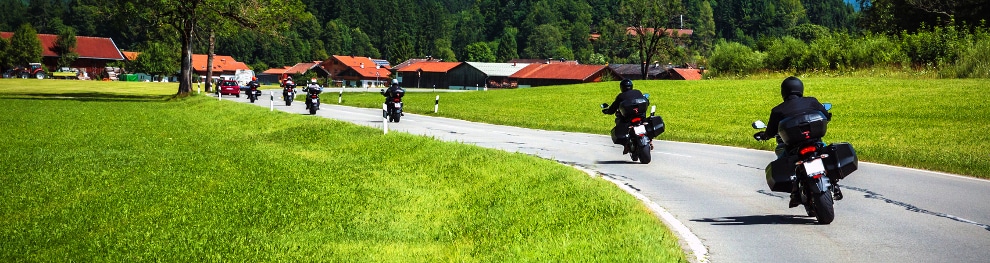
[823,103,832,111]
[650,105,656,116]
[644,93,650,99]
[752,120,767,129]
[600,103,608,109]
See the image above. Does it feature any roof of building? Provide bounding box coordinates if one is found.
[507,58,579,65]
[190,54,250,73]
[625,27,694,37]
[609,64,665,76]
[330,55,391,78]
[121,51,140,61]
[261,61,322,75]
[510,64,611,81]
[463,62,531,77]
[670,68,702,80]
[0,32,124,60]
[392,58,430,71]
[396,61,462,73]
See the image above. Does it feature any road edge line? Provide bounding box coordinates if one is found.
[569,165,709,263]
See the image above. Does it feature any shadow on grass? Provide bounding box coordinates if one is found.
[691,214,818,225]
[0,92,171,102]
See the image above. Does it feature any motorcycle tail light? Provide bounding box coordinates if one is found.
[799,146,817,156]
[630,117,641,124]
[393,98,400,102]
[812,173,823,179]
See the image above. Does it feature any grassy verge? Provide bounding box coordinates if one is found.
[338,78,989,178]
[0,81,685,262]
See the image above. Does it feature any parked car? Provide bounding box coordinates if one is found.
[218,80,240,97]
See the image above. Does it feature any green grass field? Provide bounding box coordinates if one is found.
[0,80,685,262]
[339,78,990,178]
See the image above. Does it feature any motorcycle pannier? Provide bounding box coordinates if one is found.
[610,127,629,144]
[778,112,828,145]
[646,116,665,138]
[824,142,858,180]
[765,156,796,192]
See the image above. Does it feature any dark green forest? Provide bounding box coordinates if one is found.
[0,0,987,78]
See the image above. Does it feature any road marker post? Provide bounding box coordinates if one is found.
[270,91,274,111]
[382,103,388,134]
[434,95,440,113]
[338,88,343,104]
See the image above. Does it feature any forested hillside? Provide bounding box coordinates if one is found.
[0,0,986,78]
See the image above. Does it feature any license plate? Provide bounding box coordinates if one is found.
[394,102,402,108]
[633,125,647,136]
[803,158,826,177]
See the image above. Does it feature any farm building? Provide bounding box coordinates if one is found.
[0,32,125,79]
[394,61,462,89]
[321,55,392,88]
[509,63,619,87]
[190,54,252,84]
[609,64,667,80]
[259,61,329,85]
[447,62,531,89]
[656,67,703,80]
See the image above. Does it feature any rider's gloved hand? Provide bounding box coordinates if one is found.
[601,109,609,114]
[753,131,767,141]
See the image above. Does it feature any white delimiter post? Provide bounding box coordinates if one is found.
[338,88,343,104]
[434,95,440,113]
[270,91,274,111]
[382,103,388,134]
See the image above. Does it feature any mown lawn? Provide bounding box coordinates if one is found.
[0,80,685,262]
[339,77,990,178]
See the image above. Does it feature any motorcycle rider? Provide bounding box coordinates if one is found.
[601,79,645,154]
[303,78,322,109]
[381,79,405,117]
[754,76,838,206]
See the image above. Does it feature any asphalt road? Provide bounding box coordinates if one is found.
[226,92,990,263]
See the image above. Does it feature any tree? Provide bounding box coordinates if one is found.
[465,42,495,62]
[619,0,683,79]
[351,27,380,58]
[433,38,457,62]
[495,26,518,62]
[690,0,716,55]
[133,41,179,80]
[7,23,42,67]
[524,24,566,59]
[51,24,78,69]
[121,0,306,97]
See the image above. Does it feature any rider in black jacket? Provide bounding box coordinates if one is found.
[756,76,837,205]
[381,79,404,117]
[602,79,644,154]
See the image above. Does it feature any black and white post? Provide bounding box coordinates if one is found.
[434,95,440,113]
[338,88,343,104]
[382,103,388,134]
[270,91,275,111]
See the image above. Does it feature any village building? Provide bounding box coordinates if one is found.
[509,63,619,88]
[394,61,462,89]
[259,61,329,85]
[190,54,252,84]
[320,55,392,88]
[447,62,531,89]
[0,32,125,79]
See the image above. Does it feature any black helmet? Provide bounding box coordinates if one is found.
[620,79,633,92]
[780,76,804,100]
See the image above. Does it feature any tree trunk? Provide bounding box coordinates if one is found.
[205,30,215,92]
[178,17,194,96]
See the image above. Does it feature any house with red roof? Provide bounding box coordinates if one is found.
[509,63,619,87]
[658,67,703,80]
[320,55,392,87]
[259,61,329,84]
[394,61,462,89]
[0,32,125,78]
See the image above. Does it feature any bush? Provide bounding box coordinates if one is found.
[804,33,851,71]
[764,36,808,71]
[848,33,908,68]
[900,23,964,68]
[954,36,990,78]
[709,41,765,75]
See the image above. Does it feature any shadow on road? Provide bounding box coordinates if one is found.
[691,214,818,225]
[595,160,638,164]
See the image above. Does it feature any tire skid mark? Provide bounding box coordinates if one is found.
[841,185,990,232]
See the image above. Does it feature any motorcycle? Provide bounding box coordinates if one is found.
[601,94,665,164]
[751,103,858,224]
[247,82,262,103]
[283,83,296,106]
[380,88,405,123]
[304,86,321,115]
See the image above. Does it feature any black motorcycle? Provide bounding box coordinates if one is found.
[751,103,858,224]
[380,88,405,123]
[601,94,665,164]
[304,86,321,115]
[283,83,296,106]
[247,82,262,103]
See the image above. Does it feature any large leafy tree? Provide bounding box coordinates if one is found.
[465,42,495,62]
[133,41,180,80]
[524,24,566,59]
[120,0,305,96]
[7,23,42,67]
[495,26,518,62]
[619,0,683,79]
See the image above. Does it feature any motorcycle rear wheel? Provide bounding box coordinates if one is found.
[638,147,651,164]
[392,114,401,122]
[250,96,256,103]
[309,107,317,115]
[286,99,292,106]
[813,192,835,224]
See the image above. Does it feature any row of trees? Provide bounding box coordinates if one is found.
[708,22,990,78]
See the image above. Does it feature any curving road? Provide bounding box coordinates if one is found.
[227,91,990,262]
